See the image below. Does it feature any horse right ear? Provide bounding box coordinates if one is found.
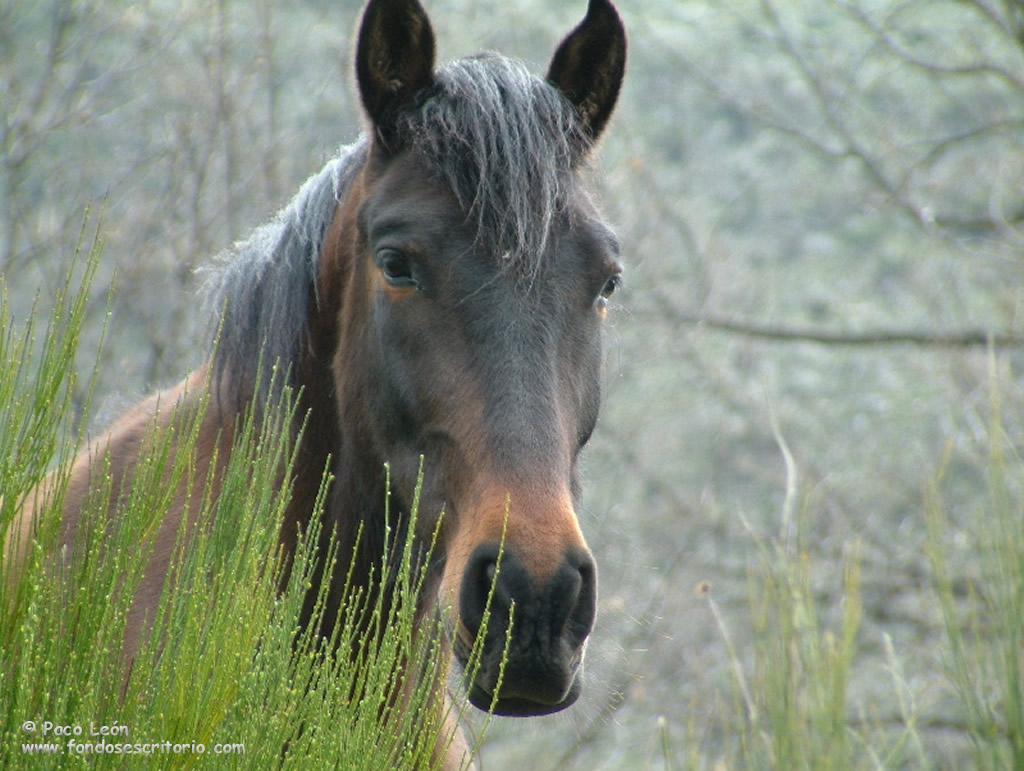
[547,0,627,151]
[355,0,436,152]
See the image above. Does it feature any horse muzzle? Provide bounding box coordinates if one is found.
[452,543,596,717]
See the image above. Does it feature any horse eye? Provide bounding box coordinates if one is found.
[599,274,622,300]
[377,249,417,288]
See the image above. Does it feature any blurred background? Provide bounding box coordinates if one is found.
[2,0,1022,767]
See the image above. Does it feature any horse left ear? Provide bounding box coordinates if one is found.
[547,0,627,150]
[355,0,436,151]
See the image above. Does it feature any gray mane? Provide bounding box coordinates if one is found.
[203,53,584,406]
[202,138,369,405]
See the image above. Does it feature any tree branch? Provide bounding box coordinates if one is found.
[761,0,1024,235]
[957,0,1022,43]
[643,301,1024,349]
[838,0,1024,91]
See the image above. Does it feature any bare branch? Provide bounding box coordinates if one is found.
[642,296,1024,350]
[761,1,913,208]
[215,0,238,241]
[839,0,1024,91]
[671,52,850,163]
[902,120,1024,178]
[260,0,281,203]
[957,0,1022,42]
[761,0,1024,235]
[22,0,76,132]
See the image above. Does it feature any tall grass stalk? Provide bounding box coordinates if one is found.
[1,237,491,768]
[695,517,869,769]
[926,357,1024,769]
[697,420,896,770]
[692,371,1024,769]
[734,532,865,770]
[0,217,108,615]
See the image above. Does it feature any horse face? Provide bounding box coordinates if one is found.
[352,151,621,713]
[344,0,626,716]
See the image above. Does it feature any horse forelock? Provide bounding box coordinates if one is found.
[398,53,587,285]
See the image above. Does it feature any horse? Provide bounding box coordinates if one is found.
[8,0,626,766]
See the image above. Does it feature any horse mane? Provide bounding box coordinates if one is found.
[201,138,370,406]
[203,53,585,406]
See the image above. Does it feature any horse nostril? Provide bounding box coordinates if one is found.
[571,557,597,640]
[479,558,504,612]
[460,546,503,640]
[552,552,596,642]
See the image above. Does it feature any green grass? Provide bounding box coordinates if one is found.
[0,229,494,768]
